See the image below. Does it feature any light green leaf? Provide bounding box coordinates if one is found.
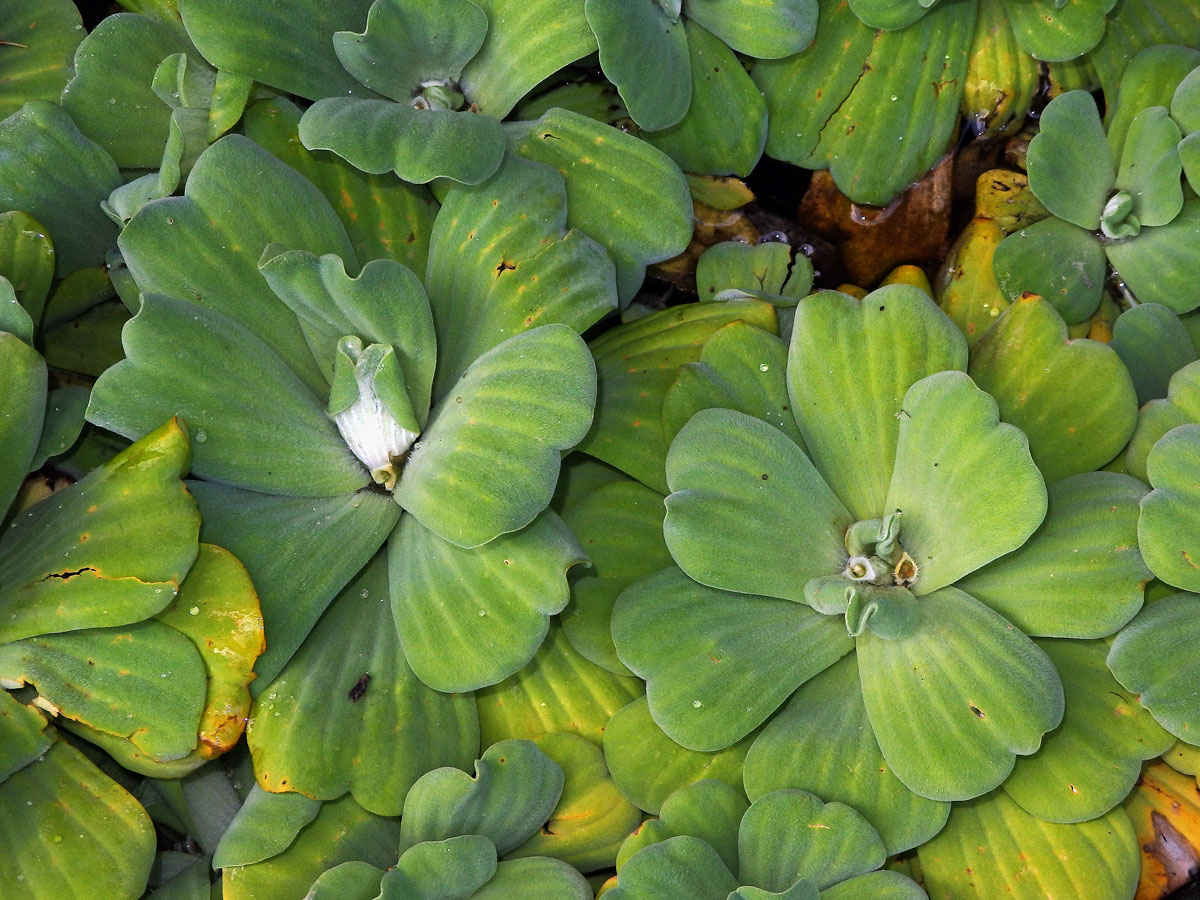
[222,794,401,900]
[0,692,49,783]
[743,655,950,855]
[399,739,563,855]
[1105,199,1200,312]
[1027,91,1114,229]
[613,567,853,751]
[475,621,643,746]
[585,0,690,131]
[0,101,121,277]
[579,300,778,493]
[381,834,497,900]
[299,98,506,186]
[178,0,375,100]
[559,476,670,675]
[332,0,487,99]
[0,210,55,329]
[685,0,816,58]
[1104,43,1200,162]
[885,371,1047,594]
[0,419,197,643]
[1125,359,1200,481]
[1004,639,1171,822]
[616,780,747,874]
[604,696,754,815]
[29,385,89,471]
[508,732,641,872]
[1180,130,1200,199]
[397,325,593,547]
[0,0,83,119]
[663,408,849,601]
[643,20,769,178]
[1001,0,1116,62]
[473,857,592,900]
[0,331,44,515]
[1110,591,1200,742]
[0,739,155,900]
[248,553,478,816]
[1115,106,1184,228]
[968,296,1137,482]
[117,135,359,392]
[859,587,1064,801]
[820,871,927,900]
[88,295,367,497]
[845,0,930,30]
[991,218,1106,325]
[242,97,438,276]
[510,108,691,304]
[739,790,884,892]
[605,836,737,900]
[955,472,1149,638]
[1110,302,1198,403]
[788,287,967,521]
[191,483,398,690]
[211,786,321,869]
[0,620,206,762]
[425,154,617,397]
[59,12,192,167]
[389,510,584,692]
[918,792,1139,900]
[305,860,385,900]
[1139,423,1200,591]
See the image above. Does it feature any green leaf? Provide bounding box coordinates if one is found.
[991,218,1106,325]
[605,836,737,900]
[580,300,778,493]
[616,780,747,873]
[473,857,592,900]
[332,0,488,99]
[1139,423,1200,591]
[59,13,192,168]
[0,101,121,277]
[1110,592,1200,742]
[178,0,375,100]
[242,97,438,276]
[845,0,930,30]
[0,620,206,762]
[743,655,950,855]
[1110,302,1199,403]
[955,472,1150,638]
[739,790,884,892]
[694,242,811,308]
[1179,130,1200,196]
[0,210,55,328]
[642,20,769,178]
[248,553,478,816]
[0,0,83,119]
[456,0,595,118]
[399,739,562,855]
[1124,359,1200,481]
[259,250,435,419]
[821,871,927,900]
[396,324,594,548]
[885,371,1047,593]
[585,0,690,131]
[1027,91,1115,229]
[1106,44,1200,161]
[788,287,967,521]
[1003,639,1171,822]
[858,587,1064,801]
[381,834,497,899]
[0,331,44,515]
[0,419,198,643]
[604,696,755,815]
[0,692,49,782]
[663,321,802,450]
[191,483,398,690]
[1106,199,1200,312]
[917,792,1139,900]
[29,385,89,471]
[663,409,849,602]
[425,153,617,397]
[389,510,584,692]
[754,0,974,205]
[613,567,853,751]
[508,732,641,872]
[211,786,321,869]
[510,108,691,304]
[305,861,385,900]
[222,794,401,900]
[1001,0,1116,62]
[968,296,1137,482]
[299,98,507,186]
[685,0,816,58]
[1172,65,1200,133]
[117,135,360,392]
[1114,106,1184,228]
[559,477,670,675]
[0,739,155,900]
[0,275,33,343]
[475,622,643,746]
[88,295,367,497]
[41,298,128,378]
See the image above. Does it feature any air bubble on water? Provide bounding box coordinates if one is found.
[195,430,207,443]
[189,606,200,615]
[478,609,487,617]
[692,699,702,708]
[759,364,769,372]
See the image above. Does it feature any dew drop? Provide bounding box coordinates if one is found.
[692,699,702,708]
